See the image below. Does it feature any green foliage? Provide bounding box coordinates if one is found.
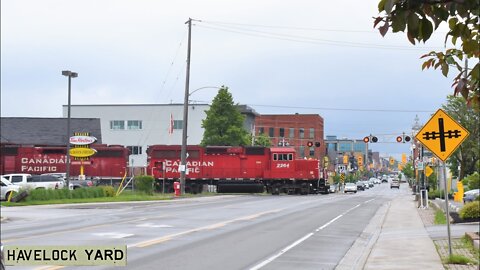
[26,187,110,201]
[463,172,480,190]
[374,0,480,109]
[459,201,480,219]
[445,254,474,265]
[248,133,272,147]
[102,186,116,197]
[442,96,480,179]
[434,209,447,225]
[332,174,341,184]
[402,162,414,179]
[134,176,155,195]
[427,170,437,190]
[201,86,249,146]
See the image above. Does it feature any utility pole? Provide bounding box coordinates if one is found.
[180,18,192,196]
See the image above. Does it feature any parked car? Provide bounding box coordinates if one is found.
[1,176,20,201]
[2,174,64,190]
[345,182,357,193]
[463,189,479,203]
[356,181,365,191]
[329,184,337,193]
[42,173,95,190]
[390,180,400,189]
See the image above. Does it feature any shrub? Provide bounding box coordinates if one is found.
[459,201,480,219]
[463,172,480,190]
[134,176,155,195]
[445,254,473,265]
[102,186,116,197]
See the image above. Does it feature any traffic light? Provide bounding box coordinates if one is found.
[357,156,363,166]
[396,134,411,143]
[363,135,378,143]
[307,141,321,147]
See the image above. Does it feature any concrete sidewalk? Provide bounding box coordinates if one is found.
[337,193,444,270]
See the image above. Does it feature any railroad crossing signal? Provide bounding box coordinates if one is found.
[415,109,470,162]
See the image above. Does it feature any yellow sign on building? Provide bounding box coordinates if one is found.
[415,109,470,161]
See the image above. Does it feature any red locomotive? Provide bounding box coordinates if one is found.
[0,144,129,179]
[147,145,329,195]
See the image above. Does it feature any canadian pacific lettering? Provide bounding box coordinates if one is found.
[164,160,214,173]
[20,157,65,172]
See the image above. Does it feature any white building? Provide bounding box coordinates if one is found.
[63,104,258,166]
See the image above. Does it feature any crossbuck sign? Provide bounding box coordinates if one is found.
[415,109,470,162]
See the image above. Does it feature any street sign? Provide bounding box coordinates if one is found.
[415,109,470,161]
[425,166,434,177]
[70,148,96,158]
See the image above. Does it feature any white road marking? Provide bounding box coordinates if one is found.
[136,223,173,228]
[249,202,364,270]
[92,232,134,239]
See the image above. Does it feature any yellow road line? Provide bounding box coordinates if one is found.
[2,216,167,243]
[131,209,283,248]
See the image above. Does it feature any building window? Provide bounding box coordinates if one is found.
[258,127,264,134]
[309,128,314,139]
[309,147,315,157]
[279,128,285,138]
[299,128,305,139]
[299,146,305,158]
[127,146,142,155]
[173,120,183,130]
[127,120,142,130]
[289,128,295,138]
[110,120,125,130]
[269,127,274,138]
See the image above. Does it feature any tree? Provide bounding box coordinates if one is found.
[247,133,272,147]
[402,162,415,179]
[442,95,480,180]
[200,86,249,146]
[374,0,480,110]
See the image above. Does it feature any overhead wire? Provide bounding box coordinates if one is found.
[195,21,445,51]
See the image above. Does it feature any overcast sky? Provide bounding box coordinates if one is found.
[1,0,456,159]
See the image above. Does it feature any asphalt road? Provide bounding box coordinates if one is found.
[1,183,404,270]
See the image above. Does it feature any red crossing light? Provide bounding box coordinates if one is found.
[307,141,314,147]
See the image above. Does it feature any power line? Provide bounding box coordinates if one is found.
[195,22,444,51]
[189,100,435,113]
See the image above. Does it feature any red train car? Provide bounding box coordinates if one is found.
[0,144,129,179]
[147,145,328,195]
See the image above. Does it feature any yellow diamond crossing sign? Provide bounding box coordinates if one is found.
[425,166,434,177]
[415,109,470,162]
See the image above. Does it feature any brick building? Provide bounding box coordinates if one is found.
[254,114,325,160]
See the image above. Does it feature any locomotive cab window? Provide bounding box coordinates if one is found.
[273,153,293,161]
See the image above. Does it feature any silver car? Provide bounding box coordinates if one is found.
[344,182,357,193]
[463,189,479,203]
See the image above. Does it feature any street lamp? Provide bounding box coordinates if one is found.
[179,86,221,195]
[62,70,78,190]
